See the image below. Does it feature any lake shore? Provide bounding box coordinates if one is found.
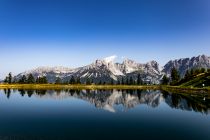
[0,84,209,93]
[160,85,210,94]
[0,84,160,90]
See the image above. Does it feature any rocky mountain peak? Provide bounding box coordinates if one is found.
[13,54,209,84]
[163,54,210,77]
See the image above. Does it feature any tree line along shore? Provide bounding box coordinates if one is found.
[1,67,210,91]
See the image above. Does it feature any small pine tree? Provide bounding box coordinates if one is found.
[98,80,102,85]
[162,75,169,85]
[8,72,12,84]
[4,76,9,83]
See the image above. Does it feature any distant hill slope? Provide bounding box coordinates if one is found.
[180,72,210,88]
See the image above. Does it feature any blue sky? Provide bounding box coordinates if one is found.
[0,0,210,78]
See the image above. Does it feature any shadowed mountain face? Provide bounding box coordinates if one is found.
[3,89,210,114]
[14,54,210,84]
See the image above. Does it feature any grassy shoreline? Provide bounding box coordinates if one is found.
[0,84,209,94]
[160,85,210,94]
[0,84,160,90]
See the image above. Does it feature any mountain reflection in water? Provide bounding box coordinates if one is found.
[2,89,210,114]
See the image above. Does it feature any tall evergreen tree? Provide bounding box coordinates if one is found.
[8,72,12,84]
[190,69,194,76]
[98,80,102,85]
[19,75,27,84]
[129,77,133,85]
[184,70,191,80]
[27,74,35,84]
[86,78,91,85]
[4,73,12,84]
[117,79,121,85]
[170,67,180,85]
[137,74,142,85]
[69,76,75,84]
[36,76,48,84]
[121,77,124,85]
[91,79,94,84]
[76,77,81,84]
[126,77,129,85]
[110,79,114,85]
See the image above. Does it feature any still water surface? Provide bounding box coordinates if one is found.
[0,89,209,140]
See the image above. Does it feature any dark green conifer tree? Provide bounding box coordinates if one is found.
[117,79,121,85]
[162,75,169,85]
[8,72,12,84]
[200,68,206,73]
[27,74,35,84]
[129,77,133,85]
[69,76,75,84]
[110,79,114,85]
[76,77,81,84]
[98,80,102,85]
[121,77,124,85]
[126,77,129,85]
[86,78,91,85]
[20,75,27,84]
[170,67,180,85]
[184,70,191,80]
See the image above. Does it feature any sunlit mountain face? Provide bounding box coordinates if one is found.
[12,54,210,84]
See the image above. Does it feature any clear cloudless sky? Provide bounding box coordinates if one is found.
[0,0,210,79]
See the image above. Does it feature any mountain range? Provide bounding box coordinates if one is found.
[14,54,210,84]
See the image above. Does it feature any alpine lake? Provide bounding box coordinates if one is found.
[0,88,209,140]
